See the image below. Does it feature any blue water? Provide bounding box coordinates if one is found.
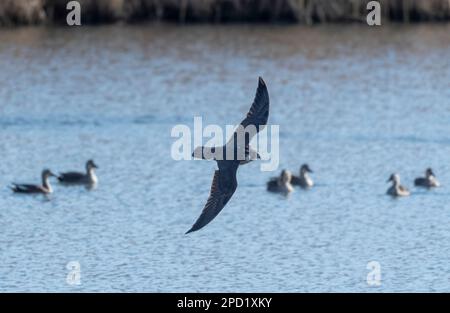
[0,24,449,292]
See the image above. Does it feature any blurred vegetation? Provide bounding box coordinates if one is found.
[0,0,449,26]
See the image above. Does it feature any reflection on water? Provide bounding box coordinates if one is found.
[0,24,449,292]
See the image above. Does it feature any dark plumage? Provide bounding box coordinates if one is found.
[186,77,270,234]
[414,168,440,188]
[58,160,98,185]
[10,169,56,194]
[266,178,278,191]
[291,164,314,188]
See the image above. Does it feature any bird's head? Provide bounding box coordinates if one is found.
[87,159,98,170]
[192,146,204,159]
[301,164,313,174]
[387,173,400,184]
[42,169,57,179]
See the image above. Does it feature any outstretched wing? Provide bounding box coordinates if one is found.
[239,77,270,136]
[186,166,238,234]
[226,77,270,161]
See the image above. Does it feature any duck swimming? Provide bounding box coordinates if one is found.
[386,173,410,197]
[267,169,294,194]
[10,169,57,194]
[414,168,440,188]
[291,164,314,188]
[57,160,98,186]
[186,77,269,234]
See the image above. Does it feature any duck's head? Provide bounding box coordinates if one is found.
[86,160,98,170]
[426,168,434,177]
[387,173,400,184]
[42,169,57,179]
[301,164,313,174]
[280,169,292,184]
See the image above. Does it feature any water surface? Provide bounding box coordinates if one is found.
[0,24,449,292]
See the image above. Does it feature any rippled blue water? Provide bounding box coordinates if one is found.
[0,24,449,292]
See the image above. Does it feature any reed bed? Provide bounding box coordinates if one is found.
[1,0,449,26]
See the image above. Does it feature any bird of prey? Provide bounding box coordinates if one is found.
[186,77,270,234]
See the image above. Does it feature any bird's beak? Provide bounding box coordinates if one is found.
[387,177,392,183]
[93,163,99,169]
[307,168,313,173]
[50,172,57,177]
